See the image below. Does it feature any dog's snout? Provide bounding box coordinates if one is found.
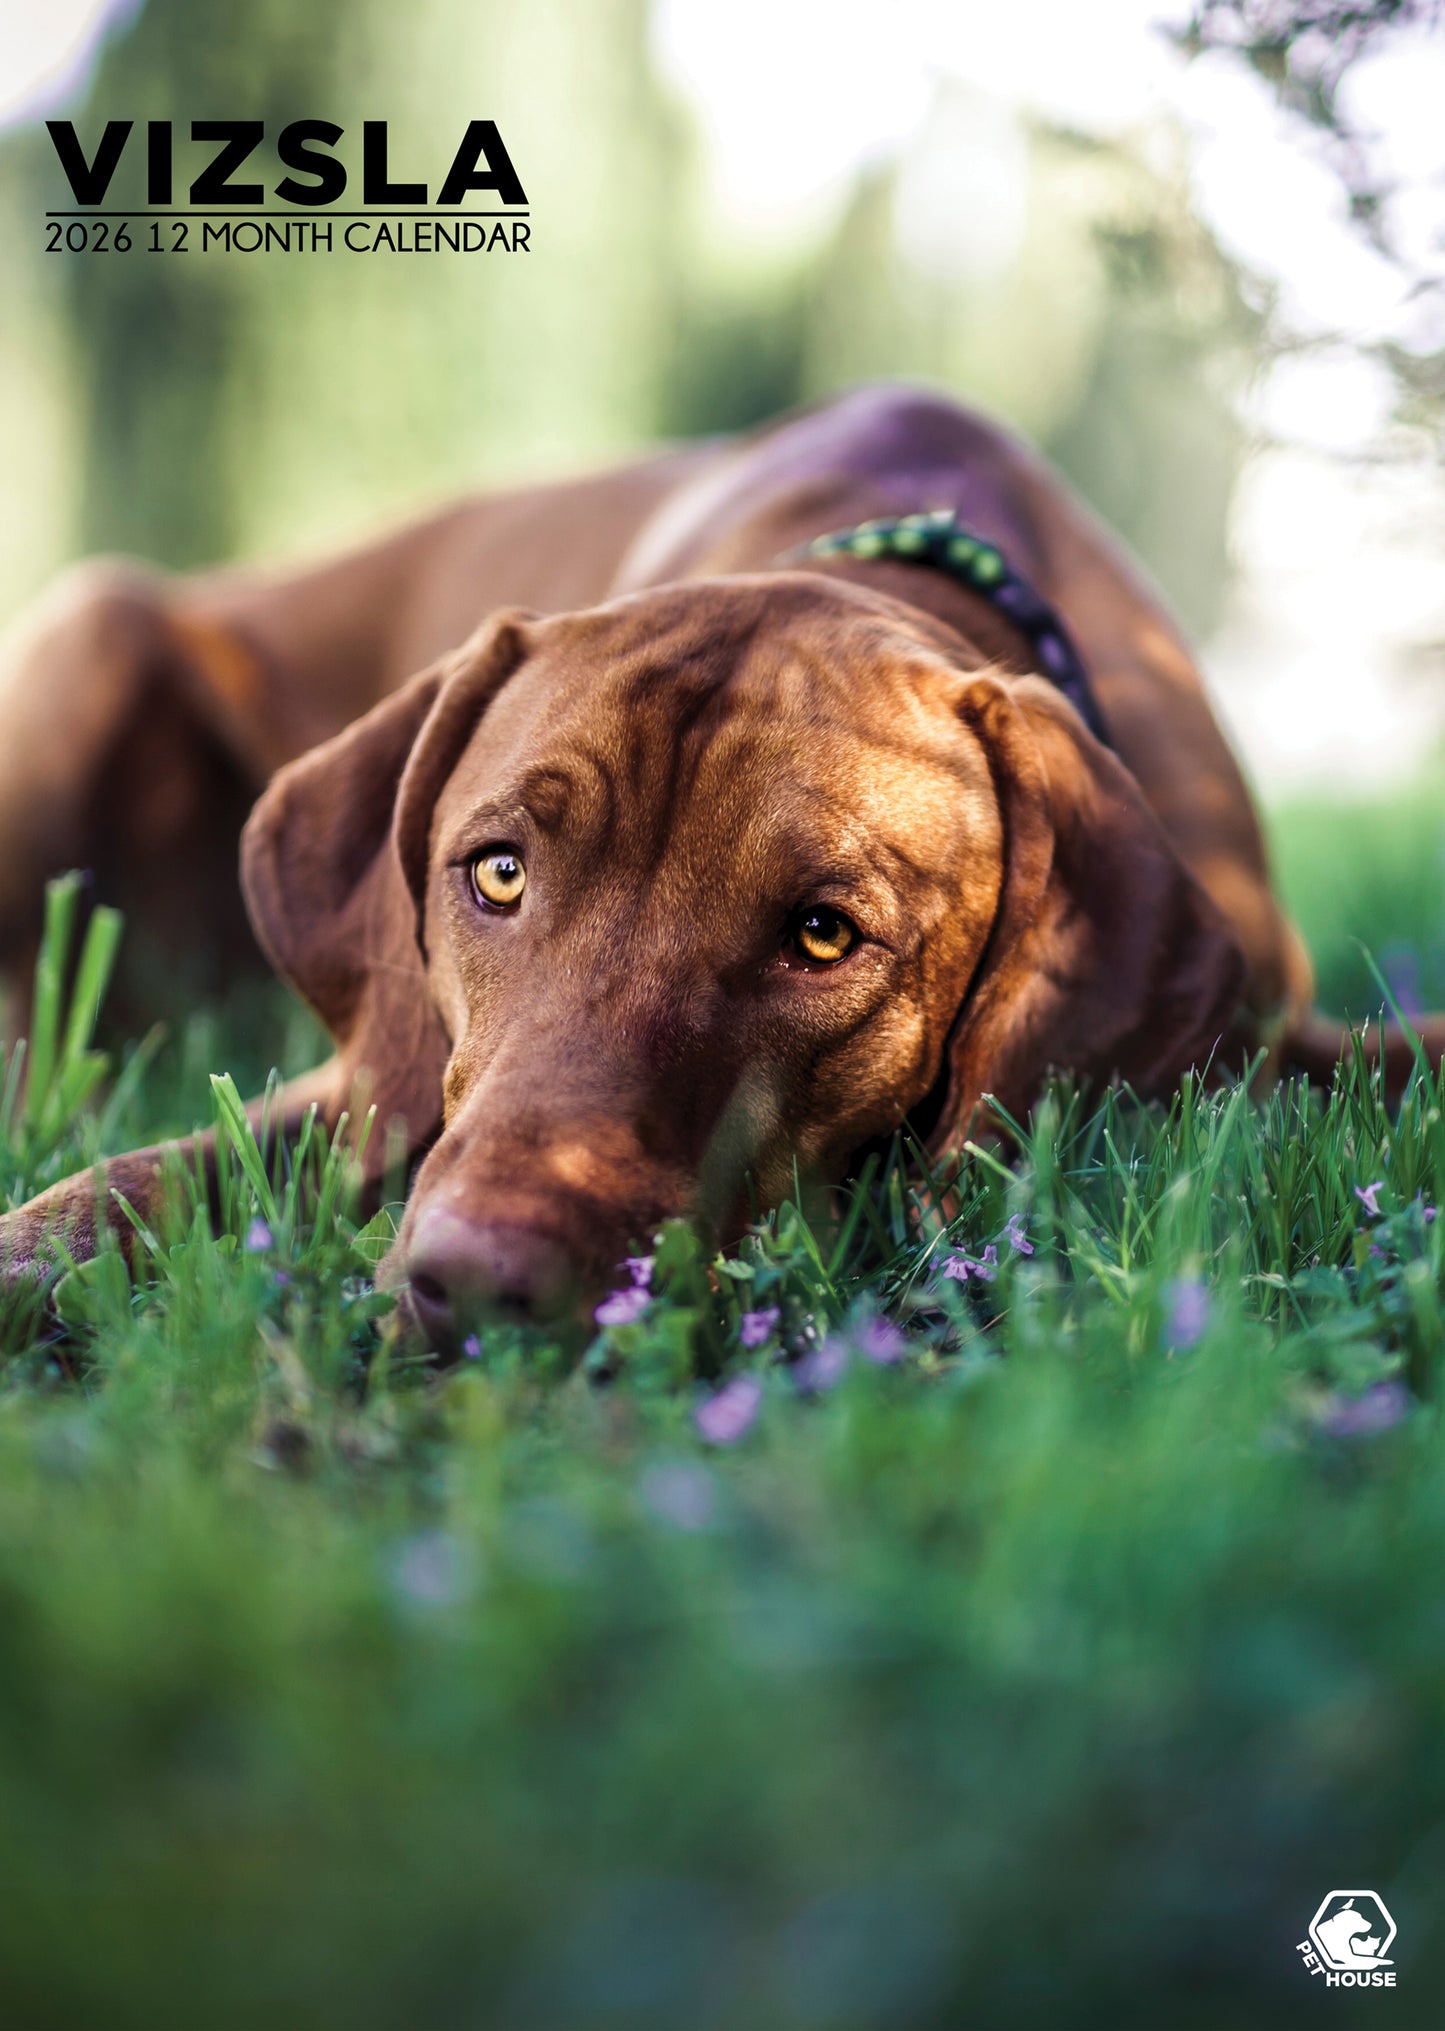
[405,1207,575,1346]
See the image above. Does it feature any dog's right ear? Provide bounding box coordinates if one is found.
[928,671,1245,1147]
[240,612,534,1158]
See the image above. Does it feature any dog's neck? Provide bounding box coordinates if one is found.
[791,510,1111,746]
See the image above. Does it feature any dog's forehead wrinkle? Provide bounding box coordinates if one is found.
[513,762,577,831]
[542,586,948,730]
[557,575,865,673]
[673,728,993,899]
[445,605,986,879]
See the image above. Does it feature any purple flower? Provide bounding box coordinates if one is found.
[1417,1198,1438,1225]
[1163,1278,1210,1349]
[794,1335,850,1393]
[695,1374,763,1445]
[1003,1213,1033,1256]
[462,1333,482,1361]
[638,1460,717,1531]
[739,1306,780,1349]
[245,1217,273,1253]
[594,1284,650,1328]
[856,1316,906,1364]
[623,1254,654,1288]
[1355,1182,1384,1218]
[1318,1379,1412,1438]
[386,1530,472,1609]
[1382,945,1424,1019]
[941,1244,998,1284]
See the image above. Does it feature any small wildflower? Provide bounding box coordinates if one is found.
[1354,1181,1384,1218]
[638,1460,717,1531]
[856,1316,907,1364]
[623,1254,654,1288]
[1417,1197,1438,1225]
[1318,1379,1412,1439]
[695,1374,763,1445]
[245,1217,273,1254]
[462,1333,482,1362]
[739,1306,781,1349]
[1382,946,1423,1019]
[794,1336,849,1393]
[941,1244,998,1284]
[1003,1213,1034,1256]
[595,1284,650,1328]
[386,1530,472,1610]
[1163,1278,1210,1349]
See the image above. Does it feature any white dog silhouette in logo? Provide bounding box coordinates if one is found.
[1315,1898,1392,1969]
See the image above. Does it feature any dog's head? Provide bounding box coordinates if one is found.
[242,574,1242,1345]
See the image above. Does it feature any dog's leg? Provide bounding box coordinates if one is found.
[0,1059,350,1284]
[0,564,161,979]
[1279,1011,1445,1105]
[0,560,272,1026]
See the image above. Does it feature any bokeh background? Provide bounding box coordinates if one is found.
[2,0,1445,1015]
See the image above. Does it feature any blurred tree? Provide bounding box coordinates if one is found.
[1177,0,1434,233]
[2,0,696,573]
[802,104,1258,639]
[1175,0,1445,433]
[21,0,350,566]
[0,0,1264,652]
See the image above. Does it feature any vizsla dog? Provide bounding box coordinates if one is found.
[0,385,1422,1344]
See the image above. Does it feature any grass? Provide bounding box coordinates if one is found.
[1271,757,1445,1021]
[2,792,1445,2028]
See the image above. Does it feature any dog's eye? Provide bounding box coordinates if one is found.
[788,906,858,966]
[470,848,526,911]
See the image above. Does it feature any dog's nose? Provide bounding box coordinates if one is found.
[405,1207,575,1346]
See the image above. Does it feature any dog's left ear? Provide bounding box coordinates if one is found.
[933,672,1246,1148]
[240,612,535,1165]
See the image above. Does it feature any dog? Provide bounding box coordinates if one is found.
[0,384,1427,1346]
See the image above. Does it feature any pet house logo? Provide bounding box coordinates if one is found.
[1297,1890,1398,1986]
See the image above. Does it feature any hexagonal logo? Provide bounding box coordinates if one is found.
[1297,1891,1397,1985]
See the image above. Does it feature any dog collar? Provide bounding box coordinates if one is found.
[799,510,1109,745]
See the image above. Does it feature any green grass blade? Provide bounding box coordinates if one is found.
[209,1072,279,1228]
[24,872,82,1130]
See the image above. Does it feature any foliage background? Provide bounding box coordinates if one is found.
[0,0,1253,627]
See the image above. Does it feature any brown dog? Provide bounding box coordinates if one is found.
[0,385,1422,1342]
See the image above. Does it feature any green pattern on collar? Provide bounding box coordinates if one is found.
[801,510,1108,745]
